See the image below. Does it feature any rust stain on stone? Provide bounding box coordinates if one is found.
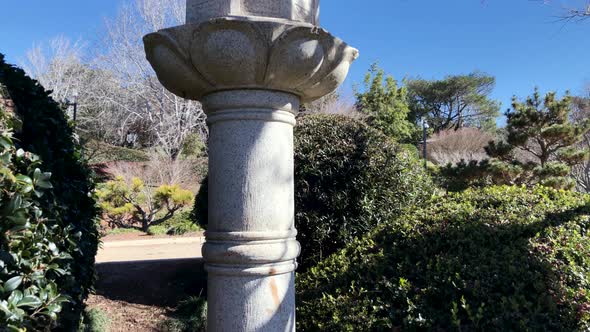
[269,278,280,308]
[269,268,278,276]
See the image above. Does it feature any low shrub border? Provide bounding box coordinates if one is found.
[297,186,590,331]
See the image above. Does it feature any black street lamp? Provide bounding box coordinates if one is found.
[63,89,79,123]
[422,118,429,167]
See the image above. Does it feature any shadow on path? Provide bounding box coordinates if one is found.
[95,258,206,307]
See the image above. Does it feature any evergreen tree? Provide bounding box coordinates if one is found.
[443,89,589,191]
[484,89,589,189]
[355,64,420,144]
[407,72,500,132]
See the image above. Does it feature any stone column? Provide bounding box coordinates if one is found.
[143,1,358,331]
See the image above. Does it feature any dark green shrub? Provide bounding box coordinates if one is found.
[190,181,208,229]
[0,54,99,330]
[293,114,433,270]
[146,210,202,236]
[0,116,72,330]
[297,186,590,331]
[192,114,433,271]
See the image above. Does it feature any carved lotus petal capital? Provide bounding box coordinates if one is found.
[143,17,358,103]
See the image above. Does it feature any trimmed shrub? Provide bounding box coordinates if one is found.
[0,54,99,329]
[297,186,590,331]
[192,114,433,271]
[294,114,433,270]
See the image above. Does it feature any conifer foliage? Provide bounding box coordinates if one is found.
[486,89,589,189]
[355,64,420,144]
[441,89,589,191]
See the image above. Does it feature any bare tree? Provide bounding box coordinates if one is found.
[20,36,130,143]
[21,36,85,102]
[427,127,494,165]
[96,0,207,159]
[560,1,590,19]
[301,90,361,118]
[529,0,590,20]
[22,0,208,159]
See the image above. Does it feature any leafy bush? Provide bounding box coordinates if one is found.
[0,121,71,330]
[293,114,433,270]
[160,210,202,236]
[190,181,208,228]
[0,54,99,330]
[298,186,590,331]
[96,176,194,232]
[180,133,207,159]
[192,114,433,271]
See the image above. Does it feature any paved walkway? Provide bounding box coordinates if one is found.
[96,236,205,263]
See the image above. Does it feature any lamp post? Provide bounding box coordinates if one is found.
[422,118,429,167]
[63,89,79,123]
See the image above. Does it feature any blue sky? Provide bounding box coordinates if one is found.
[1,0,589,123]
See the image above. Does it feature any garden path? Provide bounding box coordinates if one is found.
[87,234,207,331]
[96,235,205,263]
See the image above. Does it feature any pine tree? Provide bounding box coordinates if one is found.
[441,89,589,191]
[485,89,589,189]
[407,72,500,133]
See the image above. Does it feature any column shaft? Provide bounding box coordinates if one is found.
[202,90,301,332]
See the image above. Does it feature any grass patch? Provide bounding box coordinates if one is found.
[158,296,207,332]
[82,308,111,332]
[106,228,143,236]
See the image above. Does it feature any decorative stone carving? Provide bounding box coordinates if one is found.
[187,0,320,26]
[143,17,358,103]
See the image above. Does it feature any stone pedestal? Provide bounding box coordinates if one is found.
[143,2,357,330]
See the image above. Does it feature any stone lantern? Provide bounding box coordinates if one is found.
[143,1,358,331]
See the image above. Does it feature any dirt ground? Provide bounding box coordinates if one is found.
[96,237,204,263]
[86,295,169,332]
[86,236,207,331]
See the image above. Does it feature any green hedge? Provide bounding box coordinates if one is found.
[297,186,590,331]
[0,54,99,330]
[85,140,149,164]
[191,114,433,271]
